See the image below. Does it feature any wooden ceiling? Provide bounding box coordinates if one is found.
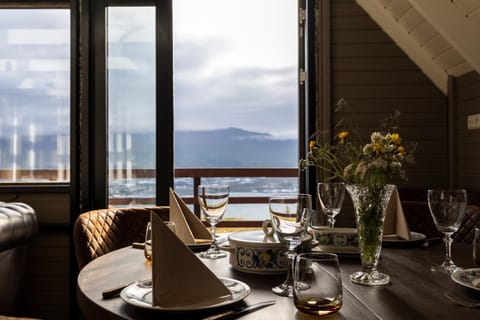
[355,0,480,94]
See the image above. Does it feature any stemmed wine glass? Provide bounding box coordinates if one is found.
[269,193,312,297]
[427,189,467,275]
[198,184,230,259]
[317,182,345,228]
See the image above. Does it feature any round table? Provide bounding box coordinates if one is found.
[77,242,480,320]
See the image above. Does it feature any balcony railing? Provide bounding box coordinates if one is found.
[175,168,299,216]
[0,167,299,226]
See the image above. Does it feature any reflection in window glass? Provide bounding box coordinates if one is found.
[173,0,298,220]
[107,7,156,206]
[0,10,70,182]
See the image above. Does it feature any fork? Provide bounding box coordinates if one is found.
[444,293,480,308]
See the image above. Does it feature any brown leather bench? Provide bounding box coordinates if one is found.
[0,202,38,317]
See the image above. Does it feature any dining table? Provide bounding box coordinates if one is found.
[77,236,480,320]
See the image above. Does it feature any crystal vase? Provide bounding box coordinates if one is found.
[346,184,395,286]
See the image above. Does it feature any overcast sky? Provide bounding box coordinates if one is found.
[0,1,298,140]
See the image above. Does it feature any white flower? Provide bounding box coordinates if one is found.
[370,132,383,143]
[390,161,401,170]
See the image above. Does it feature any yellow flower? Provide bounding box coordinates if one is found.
[397,146,405,154]
[390,133,401,145]
[338,131,348,143]
[372,143,382,154]
[309,140,316,150]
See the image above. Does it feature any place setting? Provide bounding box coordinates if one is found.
[118,184,278,318]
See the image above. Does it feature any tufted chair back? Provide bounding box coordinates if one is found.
[73,206,169,269]
[453,205,480,244]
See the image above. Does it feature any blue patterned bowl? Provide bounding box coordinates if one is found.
[222,230,312,274]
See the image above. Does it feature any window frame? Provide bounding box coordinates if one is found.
[84,0,173,211]
[83,0,315,218]
[0,1,75,195]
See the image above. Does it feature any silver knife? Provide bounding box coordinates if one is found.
[203,300,276,320]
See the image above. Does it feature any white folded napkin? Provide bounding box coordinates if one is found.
[168,188,212,245]
[383,186,412,240]
[151,210,231,308]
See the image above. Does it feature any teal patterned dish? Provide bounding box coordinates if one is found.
[312,227,359,254]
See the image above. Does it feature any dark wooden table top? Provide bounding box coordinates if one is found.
[77,240,480,320]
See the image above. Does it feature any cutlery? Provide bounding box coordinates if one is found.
[202,300,276,320]
[102,282,136,299]
[444,293,480,308]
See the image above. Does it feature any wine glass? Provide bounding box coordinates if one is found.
[427,189,467,275]
[269,193,312,297]
[317,182,345,228]
[198,184,230,259]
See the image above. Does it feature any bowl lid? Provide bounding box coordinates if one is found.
[228,230,284,247]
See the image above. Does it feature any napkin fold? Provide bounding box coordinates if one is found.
[151,210,231,308]
[169,188,212,245]
[383,186,412,240]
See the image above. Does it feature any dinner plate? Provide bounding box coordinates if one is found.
[120,277,250,311]
[382,232,426,247]
[451,268,480,292]
[187,242,212,252]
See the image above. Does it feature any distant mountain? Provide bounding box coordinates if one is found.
[174,127,298,168]
[0,128,298,169]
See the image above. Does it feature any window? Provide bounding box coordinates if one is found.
[90,0,308,221]
[107,7,156,205]
[0,9,70,183]
[172,0,300,221]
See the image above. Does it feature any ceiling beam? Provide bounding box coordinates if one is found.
[408,0,480,75]
[355,0,448,94]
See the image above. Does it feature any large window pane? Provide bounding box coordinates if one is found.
[173,0,299,220]
[107,7,156,206]
[0,9,70,182]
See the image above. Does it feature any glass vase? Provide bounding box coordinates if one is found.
[346,184,395,286]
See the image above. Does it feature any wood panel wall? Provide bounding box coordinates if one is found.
[455,71,480,191]
[327,0,449,226]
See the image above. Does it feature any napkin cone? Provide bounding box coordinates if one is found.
[383,186,412,240]
[151,210,231,308]
[169,188,212,245]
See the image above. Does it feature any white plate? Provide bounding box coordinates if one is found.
[451,268,480,292]
[120,277,250,311]
[382,232,426,245]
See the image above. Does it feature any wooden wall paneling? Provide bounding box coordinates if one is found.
[455,71,480,191]
[327,0,449,228]
[19,229,71,320]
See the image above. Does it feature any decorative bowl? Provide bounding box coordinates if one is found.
[311,227,359,254]
[221,230,312,274]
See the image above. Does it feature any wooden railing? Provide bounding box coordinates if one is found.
[175,168,299,216]
[0,167,299,225]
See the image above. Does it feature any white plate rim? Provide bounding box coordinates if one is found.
[120,276,251,311]
[382,231,426,243]
[451,268,480,292]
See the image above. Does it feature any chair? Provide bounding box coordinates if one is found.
[402,199,480,244]
[453,205,480,243]
[0,202,38,317]
[73,206,169,269]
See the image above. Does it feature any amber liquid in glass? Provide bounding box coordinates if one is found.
[294,297,342,316]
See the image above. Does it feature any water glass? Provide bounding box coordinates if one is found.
[294,252,342,316]
[317,182,345,228]
[428,189,467,275]
[269,193,312,297]
[474,227,480,266]
[198,184,230,259]
[144,221,175,260]
[144,222,152,260]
